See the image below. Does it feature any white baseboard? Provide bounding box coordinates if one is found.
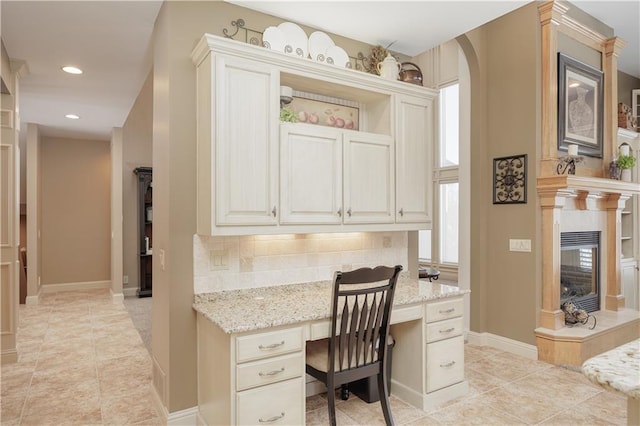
[25,294,40,305]
[123,286,138,297]
[466,331,538,360]
[150,383,168,424]
[168,407,199,425]
[1,348,18,364]
[41,280,111,293]
[110,290,124,303]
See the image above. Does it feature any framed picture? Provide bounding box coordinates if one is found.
[288,96,359,130]
[557,53,604,158]
[493,154,527,205]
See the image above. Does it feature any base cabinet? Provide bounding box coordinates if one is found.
[622,259,639,310]
[236,378,304,425]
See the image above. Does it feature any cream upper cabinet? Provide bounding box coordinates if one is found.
[344,132,395,224]
[395,94,434,224]
[196,53,279,234]
[192,34,438,235]
[280,123,343,225]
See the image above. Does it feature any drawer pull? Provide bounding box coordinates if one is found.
[259,412,285,423]
[439,327,455,334]
[439,308,455,314]
[259,367,285,377]
[440,361,456,368]
[258,340,285,350]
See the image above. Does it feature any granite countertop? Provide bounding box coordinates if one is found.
[582,339,640,400]
[193,276,469,334]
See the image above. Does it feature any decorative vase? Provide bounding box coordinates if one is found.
[621,169,632,182]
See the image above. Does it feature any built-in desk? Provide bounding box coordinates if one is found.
[193,276,470,425]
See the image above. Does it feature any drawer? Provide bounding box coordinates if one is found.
[236,327,303,363]
[236,352,303,391]
[236,377,304,425]
[425,298,463,323]
[426,335,464,393]
[425,317,463,343]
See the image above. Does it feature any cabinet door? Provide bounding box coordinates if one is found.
[621,260,639,310]
[395,95,434,224]
[280,124,343,225]
[215,55,279,226]
[343,132,394,224]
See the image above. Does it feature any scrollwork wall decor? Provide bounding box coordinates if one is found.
[493,154,527,204]
[222,18,262,46]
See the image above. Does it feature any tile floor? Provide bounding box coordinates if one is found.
[1,289,160,425]
[1,288,627,425]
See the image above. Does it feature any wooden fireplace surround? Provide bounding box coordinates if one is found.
[536,2,640,365]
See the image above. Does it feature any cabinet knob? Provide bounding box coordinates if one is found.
[347,208,352,217]
[337,208,342,217]
[271,206,277,217]
[399,208,404,216]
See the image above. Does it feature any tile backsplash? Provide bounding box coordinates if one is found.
[194,232,408,294]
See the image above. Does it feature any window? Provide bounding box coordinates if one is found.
[419,83,460,270]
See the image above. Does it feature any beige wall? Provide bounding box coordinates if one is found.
[462,2,541,345]
[618,71,640,108]
[40,137,110,285]
[151,0,385,413]
[122,72,153,293]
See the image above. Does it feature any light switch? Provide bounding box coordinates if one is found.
[509,239,531,252]
[210,249,229,270]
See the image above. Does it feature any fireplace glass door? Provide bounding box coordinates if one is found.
[560,231,600,312]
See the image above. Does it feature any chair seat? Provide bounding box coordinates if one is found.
[306,338,375,373]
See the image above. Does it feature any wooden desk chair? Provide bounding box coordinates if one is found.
[306,265,402,426]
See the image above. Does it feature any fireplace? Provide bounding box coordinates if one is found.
[560,231,600,313]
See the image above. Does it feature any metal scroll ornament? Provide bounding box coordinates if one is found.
[222,19,262,46]
[493,154,527,204]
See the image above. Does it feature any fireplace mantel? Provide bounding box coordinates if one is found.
[538,175,640,197]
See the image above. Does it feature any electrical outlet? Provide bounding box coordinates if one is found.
[123,275,129,284]
[382,236,392,248]
[509,239,531,252]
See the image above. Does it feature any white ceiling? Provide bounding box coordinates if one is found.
[1,1,638,142]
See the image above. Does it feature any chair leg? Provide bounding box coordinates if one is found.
[327,384,337,426]
[377,372,395,426]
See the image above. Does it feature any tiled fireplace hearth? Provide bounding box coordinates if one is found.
[535,175,640,365]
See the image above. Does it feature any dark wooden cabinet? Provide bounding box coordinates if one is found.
[134,167,153,297]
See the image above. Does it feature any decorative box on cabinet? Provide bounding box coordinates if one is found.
[134,167,152,298]
[192,33,438,236]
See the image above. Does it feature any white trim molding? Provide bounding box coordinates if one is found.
[466,331,538,360]
[40,280,111,293]
[167,407,199,426]
[123,286,138,298]
[25,294,40,305]
[110,289,124,303]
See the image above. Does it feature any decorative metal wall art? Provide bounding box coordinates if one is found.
[222,19,263,46]
[493,154,527,204]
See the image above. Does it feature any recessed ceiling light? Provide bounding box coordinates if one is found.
[62,66,83,75]
[569,82,580,88]
[65,114,80,120]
